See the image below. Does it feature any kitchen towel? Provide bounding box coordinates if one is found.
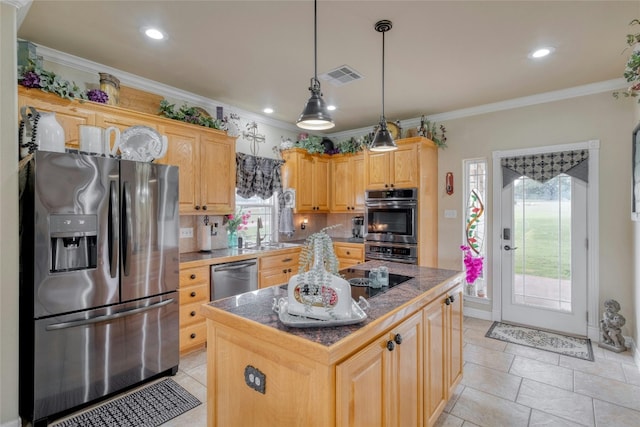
[279,206,295,237]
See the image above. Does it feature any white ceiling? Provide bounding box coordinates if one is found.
[17,1,640,133]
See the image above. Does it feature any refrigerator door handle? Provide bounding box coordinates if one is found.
[45,298,175,331]
[122,181,132,276]
[108,180,119,278]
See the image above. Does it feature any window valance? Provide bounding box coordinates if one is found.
[501,149,589,187]
[235,153,284,199]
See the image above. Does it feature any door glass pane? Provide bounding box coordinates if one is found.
[512,175,572,312]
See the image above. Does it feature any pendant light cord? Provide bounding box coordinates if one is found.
[381,28,385,119]
[314,0,318,83]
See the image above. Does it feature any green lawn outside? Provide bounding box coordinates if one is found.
[513,200,571,279]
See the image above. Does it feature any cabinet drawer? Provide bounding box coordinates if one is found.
[180,265,209,287]
[179,321,207,352]
[260,252,299,270]
[180,301,206,327]
[334,245,364,261]
[179,283,209,304]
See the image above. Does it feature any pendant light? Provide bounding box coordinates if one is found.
[297,0,334,130]
[369,19,397,152]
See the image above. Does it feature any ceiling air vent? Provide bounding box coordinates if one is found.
[319,65,363,86]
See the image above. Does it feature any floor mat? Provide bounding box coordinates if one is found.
[485,321,594,361]
[52,378,201,427]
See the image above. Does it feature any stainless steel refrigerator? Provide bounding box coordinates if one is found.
[19,151,180,427]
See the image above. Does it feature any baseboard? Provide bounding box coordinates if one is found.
[0,418,20,427]
[463,306,493,321]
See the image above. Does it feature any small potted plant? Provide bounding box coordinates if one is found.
[613,19,640,102]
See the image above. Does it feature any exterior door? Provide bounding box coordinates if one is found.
[501,174,588,336]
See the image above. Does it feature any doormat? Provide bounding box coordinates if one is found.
[486,321,594,361]
[52,378,201,427]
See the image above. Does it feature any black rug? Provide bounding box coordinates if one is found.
[486,321,594,361]
[52,378,201,427]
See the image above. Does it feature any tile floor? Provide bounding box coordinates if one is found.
[63,316,640,427]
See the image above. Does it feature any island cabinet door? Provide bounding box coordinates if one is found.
[423,296,447,427]
[447,286,464,393]
[336,311,423,427]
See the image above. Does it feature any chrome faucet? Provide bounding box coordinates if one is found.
[256,217,265,247]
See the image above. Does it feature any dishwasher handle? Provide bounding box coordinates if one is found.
[213,260,257,272]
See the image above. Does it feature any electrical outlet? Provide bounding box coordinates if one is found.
[244,365,266,394]
[180,227,193,238]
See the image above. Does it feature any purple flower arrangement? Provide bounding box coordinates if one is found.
[20,71,41,88]
[86,89,109,104]
[460,245,483,284]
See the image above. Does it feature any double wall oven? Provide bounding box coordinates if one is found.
[364,188,418,264]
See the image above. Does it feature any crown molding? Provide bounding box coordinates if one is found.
[2,0,30,8]
[36,44,300,133]
[329,78,629,141]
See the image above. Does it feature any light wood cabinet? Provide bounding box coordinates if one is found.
[282,149,330,213]
[423,284,463,426]
[364,142,420,190]
[333,242,364,270]
[179,265,210,355]
[159,122,236,215]
[258,248,300,288]
[18,87,97,149]
[201,268,463,427]
[330,153,365,212]
[336,310,423,427]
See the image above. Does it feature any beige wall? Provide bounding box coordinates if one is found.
[634,102,640,351]
[437,92,637,339]
[1,3,20,425]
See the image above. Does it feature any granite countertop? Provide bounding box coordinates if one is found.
[204,260,463,347]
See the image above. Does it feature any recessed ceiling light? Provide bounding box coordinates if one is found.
[263,108,274,114]
[529,47,555,59]
[143,27,166,40]
[327,105,336,111]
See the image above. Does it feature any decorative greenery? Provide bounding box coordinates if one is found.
[159,99,223,129]
[417,115,447,149]
[335,136,367,154]
[613,19,640,102]
[18,60,105,102]
[295,134,325,154]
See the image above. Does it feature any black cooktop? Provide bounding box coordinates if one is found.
[339,268,413,300]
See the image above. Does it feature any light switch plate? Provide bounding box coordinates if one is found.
[180,227,193,238]
[444,210,457,219]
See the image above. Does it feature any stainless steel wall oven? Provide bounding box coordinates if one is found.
[364,188,418,264]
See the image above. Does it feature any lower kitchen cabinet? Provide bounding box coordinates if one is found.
[333,242,364,270]
[178,265,210,354]
[336,311,423,427]
[258,248,300,288]
[424,284,463,426]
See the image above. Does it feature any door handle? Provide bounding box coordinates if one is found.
[504,245,518,251]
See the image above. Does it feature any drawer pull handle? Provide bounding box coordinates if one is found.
[190,311,196,317]
[386,340,395,351]
[288,268,292,273]
[190,333,196,339]
[346,251,350,255]
[282,258,293,262]
[195,205,201,210]
[202,205,207,211]
[190,291,197,297]
[394,333,403,345]
[190,274,196,280]
[283,269,287,274]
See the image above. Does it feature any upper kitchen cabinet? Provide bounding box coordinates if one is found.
[364,140,421,190]
[18,87,97,149]
[158,122,236,215]
[331,153,365,213]
[281,149,330,213]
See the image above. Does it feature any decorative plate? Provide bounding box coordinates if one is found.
[272,296,369,328]
[118,126,165,162]
[386,121,400,139]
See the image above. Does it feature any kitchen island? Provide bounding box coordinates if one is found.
[200,261,464,427]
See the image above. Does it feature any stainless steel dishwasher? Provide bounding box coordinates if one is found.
[210,259,258,300]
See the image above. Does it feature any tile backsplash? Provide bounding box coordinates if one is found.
[179,213,361,254]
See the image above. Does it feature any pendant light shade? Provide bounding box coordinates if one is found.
[297,0,334,130]
[369,19,397,152]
